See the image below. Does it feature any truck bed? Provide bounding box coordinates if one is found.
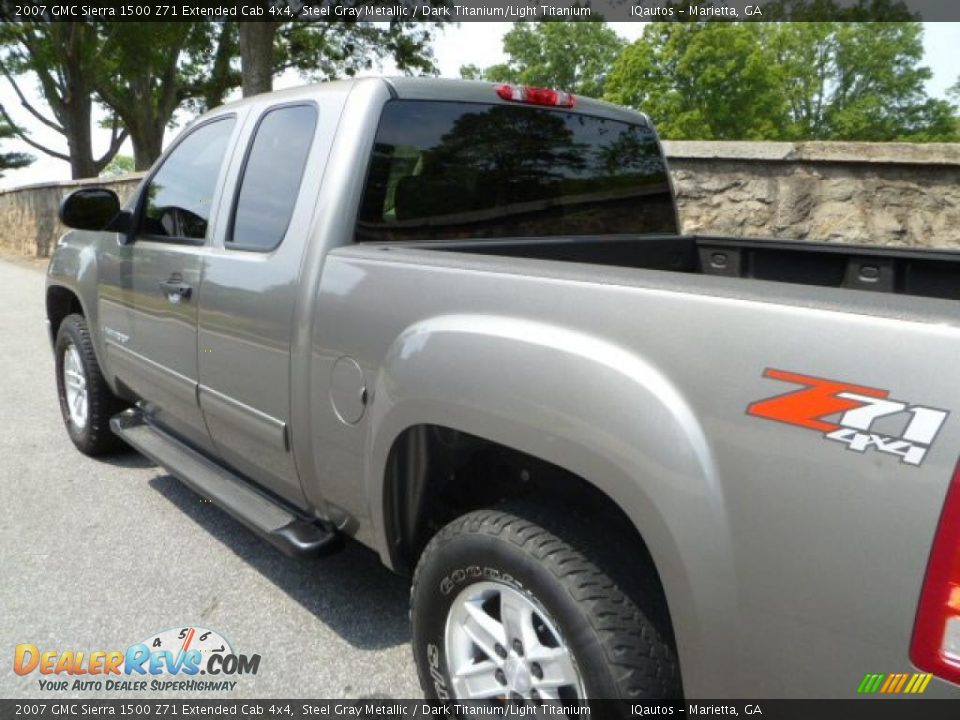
[321,232,960,696]
[410,235,960,302]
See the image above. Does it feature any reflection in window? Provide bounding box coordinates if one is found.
[142,117,236,240]
[230,104,318,250]
[357,101,677,242]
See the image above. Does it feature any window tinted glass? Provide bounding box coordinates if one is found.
[356,100,677,242]
[230,104,318,250]
[142,117,236,240]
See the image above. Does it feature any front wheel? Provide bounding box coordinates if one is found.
[411,504,681,709]
[55,313,125,456]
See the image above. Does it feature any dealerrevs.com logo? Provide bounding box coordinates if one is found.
[747,369,949,466]
[14,626,260,692]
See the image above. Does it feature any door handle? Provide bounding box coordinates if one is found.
[159,278,192,303]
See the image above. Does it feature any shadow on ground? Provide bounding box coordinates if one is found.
[100,448,158,469]
[146,472,412,651]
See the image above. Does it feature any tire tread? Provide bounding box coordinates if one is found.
[412,502,681,700]
[55,313,125,456]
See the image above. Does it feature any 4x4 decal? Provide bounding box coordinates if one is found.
[747,369,948,466]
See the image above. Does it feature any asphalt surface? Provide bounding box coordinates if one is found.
[0,257,422,699]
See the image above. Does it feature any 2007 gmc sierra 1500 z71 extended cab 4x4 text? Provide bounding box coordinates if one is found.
[45,77,960,707]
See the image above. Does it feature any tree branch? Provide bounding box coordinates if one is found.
[94,124,129,169]
[0,61,64,133]
[107,113,119,143]
[0,103,70,161]
[92,75,121,109]
[17,26,66,118]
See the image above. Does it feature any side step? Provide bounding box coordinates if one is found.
[111,408,340,558]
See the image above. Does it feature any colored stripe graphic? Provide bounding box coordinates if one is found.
[857,673,931,694]
[893,674,909,693]
[858,674,885,693]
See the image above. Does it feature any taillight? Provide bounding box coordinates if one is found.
[495,83,576,108]
[911,460,960,684]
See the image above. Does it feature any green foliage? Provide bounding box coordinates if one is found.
[771,21,955,141]
[95,22,226,169]
[98,22,236,115]
[0,18,125,178]
[0,13,442,176]
[99,154,135,178]
[604,19,958,142]
[279,21,439,81]
[459,21,625,98]
[459,64,484,81]
[0,114,31,177]
[605,23,787,140]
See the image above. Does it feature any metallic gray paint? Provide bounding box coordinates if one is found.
[45,77,960,698]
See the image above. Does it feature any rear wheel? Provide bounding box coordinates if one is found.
[55,313,126,456]
[411,503,681,711]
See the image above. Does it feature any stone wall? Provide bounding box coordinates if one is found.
[0,174,142,258]
[665,141,960,249]
[1,141,958,257]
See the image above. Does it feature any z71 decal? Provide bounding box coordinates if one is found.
[747,369,948,466]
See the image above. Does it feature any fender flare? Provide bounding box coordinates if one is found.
[364,314,739,695]
[46,237,105,369]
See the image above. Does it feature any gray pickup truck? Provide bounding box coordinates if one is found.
[46,77,960,704]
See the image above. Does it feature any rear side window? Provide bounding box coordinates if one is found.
[356,100,677,243]
[142,116,236,241]
[229,104,318,251]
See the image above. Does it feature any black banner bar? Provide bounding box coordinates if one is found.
[2,0,960,22]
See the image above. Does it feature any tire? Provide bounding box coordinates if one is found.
[55,313,126,456]
[411,503,681,708]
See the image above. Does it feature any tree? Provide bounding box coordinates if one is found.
[459,64,484,81]
[459,21,625,98]
[604,15,957,142]
[0,18,127,178]
[770,21,956,141]
[0,15,239,175]
[239,22,277,97]
[236,16,446,98]
[94,22,235,169]
[0,16,442,179]
[0,114,31,177]
[605,23,786,140]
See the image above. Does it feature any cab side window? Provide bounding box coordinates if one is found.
[228,104,318,251]
[141,116,237,241]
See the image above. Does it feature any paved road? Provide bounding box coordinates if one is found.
[0,258,421,699]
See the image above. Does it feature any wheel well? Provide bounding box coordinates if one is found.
[382,424,664,582]
[47,285,83,340]
[387,425,682,692]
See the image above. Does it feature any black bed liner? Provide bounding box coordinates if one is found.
[414,235,960,302]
